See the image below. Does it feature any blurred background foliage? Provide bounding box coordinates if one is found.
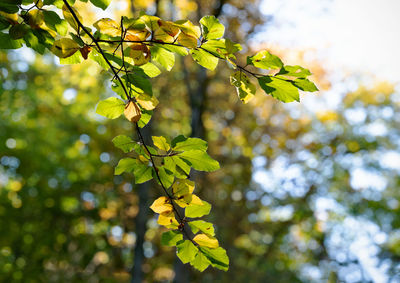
[1,0,400,282]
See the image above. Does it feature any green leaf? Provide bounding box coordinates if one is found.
[200,39,226,59]
[258,76,300,103]
[172,136,207,152]
[150,45,175,71]
[137,62,161,78]
[43,10,68,36]
[185,200,211,218]
[200,15,224,40]
[112,135,135,153]
[176,240,198,264]
[0,32,22,49]
[164,156,191,178]
[88,48,109,70]
[199,247,229,271]
[126,72,152,95]
[157,167,174,189]
[191,251,211,272]
[23,30,45,54]
[114,158,136,175]
[190,48,218,71]
[0,0,21,13]
[188,220,215,236]
[137,109,152,128]
[9,24,30,40]
[115,158,153,184]
[152,136,170,151]
[247,50,283,70]
[276,65,311,78]
[96,97,125,119]
[292,78,318,92]
[178,150,219,172]
[60,50,84,64]
[161,230,183,246]
[230,71,256,104]
[159,44,188,56]
[133,162,153,184]
[89,0,111,10]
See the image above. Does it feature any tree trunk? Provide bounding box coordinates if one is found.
[131,125,151,283]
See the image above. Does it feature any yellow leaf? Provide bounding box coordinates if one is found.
[136,93,158,110]
[94,18,120,36]
[0,12,19,24]
[150,196,173,214]
[193,234,219,248]
[124,101,142,123]
[157,211,179,228]
[51,38,80,58]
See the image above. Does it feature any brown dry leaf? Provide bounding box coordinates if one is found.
[80,46,92,60]
[124,101,141,122]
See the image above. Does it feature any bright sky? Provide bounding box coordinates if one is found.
[258,0,400,83]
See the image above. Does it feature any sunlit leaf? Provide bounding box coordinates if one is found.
[178,150,220,172]
[150,45,175,71]
[199,247,229,271]
[161,230,183,246]
[152,136,170,151]
[191,251,211,272]
[292,78,318,92]
[112,135,135,153]
[89,0,111,10]
[258,76,300,103]
[43,10,68,36]
[93,18,120,36]
[247,50,283,70]
[124,101,142,122]
[230,71,256,103]
[172,136,208,152]
[188,220,215,236]
[150,196,173,214]
[185,200,211,218]
[193,234,219,248]
[200,15,224,40]
[176,240,198,264]
[50,38,80,58]
[96,97,125,119]
[190,48,218,70]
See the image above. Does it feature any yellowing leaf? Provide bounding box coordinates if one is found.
[126,28,150,41]
[193,234,219,248]
[175,194,203,208]
[230,71,256,104]
[128,43,151,66]
[51,38,80,58]
[62,4,82,31]
[172,179,195,197]
[154,20,180,43]
[175,20,200,48]
[150,196,173,214]
[27,10,44,29]
[136,93,158,110]
[158,211,179,228]
[93,18,120,36]
[152,136,170,151]
[124,101,142,122]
